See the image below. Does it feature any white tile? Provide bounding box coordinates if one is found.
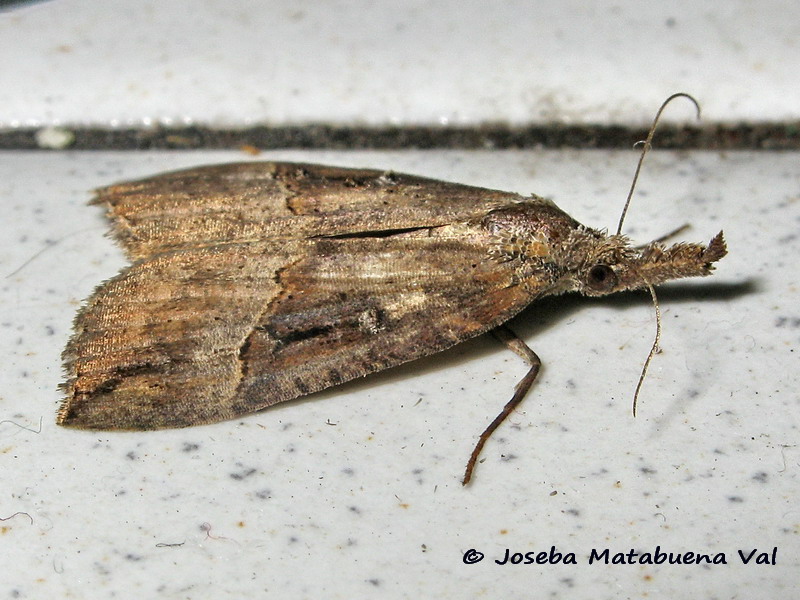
[0,0,797,127]
[1,149,795,598]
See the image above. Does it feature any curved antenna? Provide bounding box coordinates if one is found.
[616,93,701,236]
[632,284,662,417]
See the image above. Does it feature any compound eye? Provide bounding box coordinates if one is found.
[587,264,617,292]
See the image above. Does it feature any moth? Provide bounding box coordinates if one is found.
[59,96,726,484]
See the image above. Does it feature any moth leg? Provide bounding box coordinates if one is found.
[635,223,691,248]
[462,325,541,486]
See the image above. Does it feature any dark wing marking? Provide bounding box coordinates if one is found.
[60,241,298,428]
[59,222,547,430]
[94,162,528,260]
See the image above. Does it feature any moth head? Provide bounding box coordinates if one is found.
[574,230,727,297]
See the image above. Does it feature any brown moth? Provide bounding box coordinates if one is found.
[59,99,726,485]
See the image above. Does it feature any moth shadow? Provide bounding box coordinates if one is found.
[505,278,757,342]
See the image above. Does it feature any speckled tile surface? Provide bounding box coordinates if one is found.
[1,149,796,598]
[1,0,797,128]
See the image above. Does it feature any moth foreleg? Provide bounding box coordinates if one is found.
[635,223,691,248]
[461,325,541,486]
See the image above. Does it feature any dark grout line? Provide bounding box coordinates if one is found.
[1,122,799,151]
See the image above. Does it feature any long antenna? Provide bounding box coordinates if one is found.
[632,284,662,417]
[616,93,701,236]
